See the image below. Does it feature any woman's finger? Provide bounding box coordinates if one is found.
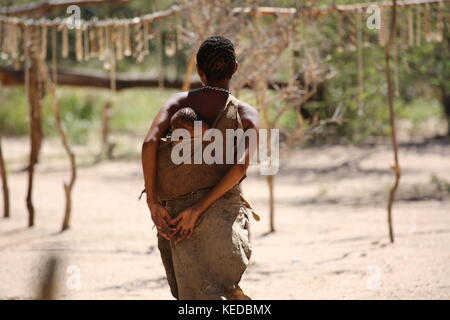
[176,229,188,244]
[171,224,183,238]
[158,229,171,240]
[171,214,183,225]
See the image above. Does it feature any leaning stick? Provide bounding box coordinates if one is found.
[384,0,401,243]
[37,58,77,232]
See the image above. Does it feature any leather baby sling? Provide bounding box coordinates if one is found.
[148,94,260,221]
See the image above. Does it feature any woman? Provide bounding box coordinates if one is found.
[141,36,259,300]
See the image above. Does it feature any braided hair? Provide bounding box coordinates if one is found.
[196,36,236,81]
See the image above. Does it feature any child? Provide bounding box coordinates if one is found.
[169,107,209,139]
[139,107,208,202]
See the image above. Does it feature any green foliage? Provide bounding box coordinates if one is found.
[0,86,176,142]
[110,88,176,132]
[42,90,101,144]
[0,87,28,136]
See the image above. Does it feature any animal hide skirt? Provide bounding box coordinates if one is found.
[157,186,252,300]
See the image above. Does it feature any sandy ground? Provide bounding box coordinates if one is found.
[0,136,449,300]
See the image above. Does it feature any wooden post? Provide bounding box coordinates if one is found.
[25,25,44,228]
[0,136,10,219]
[384,0,400,243]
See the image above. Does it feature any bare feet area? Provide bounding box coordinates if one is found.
[1,137,449,299]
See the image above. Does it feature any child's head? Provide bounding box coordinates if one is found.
[170,108,209,137]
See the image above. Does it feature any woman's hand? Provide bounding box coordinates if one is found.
[148,202,173,240]
[170,206,202,244]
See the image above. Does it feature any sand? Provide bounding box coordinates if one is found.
[0,136,449,299]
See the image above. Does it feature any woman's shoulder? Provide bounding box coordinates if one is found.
[166,91,189,106]
[160,92,191,114]
[165,89,206,108]
[233,97,259,129]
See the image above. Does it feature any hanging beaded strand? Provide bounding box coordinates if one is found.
[61,24,69,58]
[40,23,48,61]
[423,3,432,42]
[12,21,21,69]
[88,25,98,58]
[349,12,358,51]
[83,25,90,61]
[75,25,83,61]
[97,25,105,61]
[407,6,415,47]
[378,7,388,46]
[51,25,58,84]
[165,17,176,57]
[123,22,132,57]
[415,5,422,47]
[436,1,444,42]
[4,21,11,59]
[133,19,145,62]
[103,25,111,70]
[143,20,151,57]
[336,10,344,50]
[114,24,124,61]
[108,25,117,92]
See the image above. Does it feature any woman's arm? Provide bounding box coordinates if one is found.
[171,103,259,243]
[142,93,182,239]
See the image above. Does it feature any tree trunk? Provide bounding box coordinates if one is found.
[0,136,10,219]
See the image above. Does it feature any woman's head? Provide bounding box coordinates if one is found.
[196,36,237,84]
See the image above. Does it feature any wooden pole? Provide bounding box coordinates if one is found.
[384,0,400,243]
[0,136,10,219]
